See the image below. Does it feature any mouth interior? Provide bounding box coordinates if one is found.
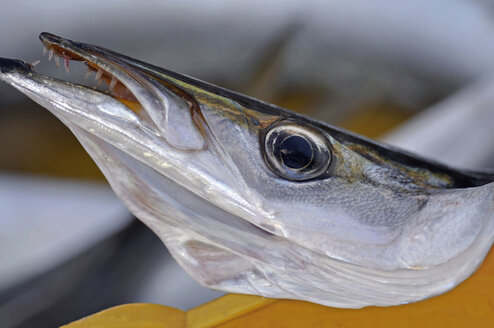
[41,43,143,114]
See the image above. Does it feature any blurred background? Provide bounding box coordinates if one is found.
[2,0,494,327]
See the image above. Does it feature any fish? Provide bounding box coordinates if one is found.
[1,32,494,308]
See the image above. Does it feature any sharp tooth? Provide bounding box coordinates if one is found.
[54,55,60,69]
[109,77,117,91]
[43,47,48,56]
[48,49,54,61]
[84,70,92,79]
[95,69,103,81]
[31,60,41,67]
[64,56,70,74]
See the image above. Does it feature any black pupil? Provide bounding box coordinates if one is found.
[279,135,313,169]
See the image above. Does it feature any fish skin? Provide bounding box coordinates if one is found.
[0,33,494,308]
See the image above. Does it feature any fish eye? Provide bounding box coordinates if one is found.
[263,121,332,181]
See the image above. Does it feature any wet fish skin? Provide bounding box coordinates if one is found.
[0,33,494,308]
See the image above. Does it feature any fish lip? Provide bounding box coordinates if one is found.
[40,32,96,58]
[39,32,65,45]
[0,57,33,74]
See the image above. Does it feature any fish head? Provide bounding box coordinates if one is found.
[1,33,494,307]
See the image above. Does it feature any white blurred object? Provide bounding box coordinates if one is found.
[0,173,131,292]
[383,79,494,169]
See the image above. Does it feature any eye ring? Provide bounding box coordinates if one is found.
[262,121,332,181]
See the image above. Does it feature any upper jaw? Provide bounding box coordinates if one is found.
[39,32,174,129]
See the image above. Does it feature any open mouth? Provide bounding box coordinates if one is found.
[39,32,143,114]
[0,32,216,153]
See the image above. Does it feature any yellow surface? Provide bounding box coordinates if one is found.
[64,249,494,328]
[61,303,184,328]
[187,294,275,328]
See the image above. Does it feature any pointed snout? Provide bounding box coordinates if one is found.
[0,57,33,75]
